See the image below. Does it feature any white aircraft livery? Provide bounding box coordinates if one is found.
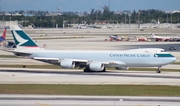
[8,25,176,73]
[150,33,170,41]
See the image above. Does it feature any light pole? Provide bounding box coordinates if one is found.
[24,11,27,27]
[21,18,24,26]
[0,7,5,27]
[138,12,140,28]
[63,17,64,28]
[128,13,131,36]
[9,17,11,26]
[0,7,1,20]
[0,7,1,27]
[3,12,4,24]
[171,12,172,29]
[166,12,169,36]
[167,12,168,27]
[109,0,110,9]
[124,12,127,31]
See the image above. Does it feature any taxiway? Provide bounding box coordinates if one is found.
[0,94,180,106]
[0,68,180,86]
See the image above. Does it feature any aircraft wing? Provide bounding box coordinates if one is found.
[34,57,88,62]
[33,57,126,66]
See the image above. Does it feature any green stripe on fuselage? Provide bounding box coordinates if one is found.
[156,53,174,57]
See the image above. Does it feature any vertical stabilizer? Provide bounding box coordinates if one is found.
[10,25,40,48]
[0,28,6,42]
[2,28,6,39]
[151,33,156,38]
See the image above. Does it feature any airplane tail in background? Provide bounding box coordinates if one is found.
[2,28,6,39]
[0,28,6,41]
[151,33,156,38]
[10,25,40,48]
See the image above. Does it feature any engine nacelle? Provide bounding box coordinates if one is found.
[115,67,129,70]
[89,62,104,71]
[60,60,75,68]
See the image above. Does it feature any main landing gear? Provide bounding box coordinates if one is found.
[156,66,161,73]
[83,66,106,72]
[83,66,91,72]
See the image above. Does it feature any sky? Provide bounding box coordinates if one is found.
[0,0,180,12]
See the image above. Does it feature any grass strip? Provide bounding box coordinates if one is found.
[0,65,180,72]
[0,55,18,58]
[172,62,180,65]
[0,84,180,96]
[0,65,61,69]
[129,68,180,72]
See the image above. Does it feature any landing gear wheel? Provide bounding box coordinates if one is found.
[83,67,106,72]
[156,66,161,73]
[83,67,91,72]
[156,70,161,73]
[101,67,106,72]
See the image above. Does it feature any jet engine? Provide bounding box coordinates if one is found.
[60,60,75,68]
[115,67,129,70]
[89,62,105,71]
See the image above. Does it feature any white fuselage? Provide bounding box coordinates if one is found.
[19,49,176,67]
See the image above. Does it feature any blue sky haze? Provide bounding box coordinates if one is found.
[0,0,180,12]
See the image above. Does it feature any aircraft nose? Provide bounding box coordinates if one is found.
[168,57,176,63]
[172,57,177,63]
[163,57,176,65]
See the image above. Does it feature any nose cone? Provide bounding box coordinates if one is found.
[167,57,176,64]
[163,57,176,65]
[171,57,177,63]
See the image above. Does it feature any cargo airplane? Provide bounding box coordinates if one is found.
[8,25,176,73]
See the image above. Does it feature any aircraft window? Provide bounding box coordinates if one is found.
[155,53,174,57]
[160,50,165,52]
[154,54,158,57]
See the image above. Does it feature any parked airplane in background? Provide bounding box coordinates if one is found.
[105,35,121,41]
[170,36,180,42]
[150,33,170,41]
[7,25,176,73]
[76,25,87,29]
[126,48,165,53]
[109,35,120,41]
[0,28,17,48]
[0,28,6,43]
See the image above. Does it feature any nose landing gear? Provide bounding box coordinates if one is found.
[156,66,161,73]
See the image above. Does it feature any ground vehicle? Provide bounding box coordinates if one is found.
[169,47,177,50]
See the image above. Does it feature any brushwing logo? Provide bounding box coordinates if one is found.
[12,27,28,46]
